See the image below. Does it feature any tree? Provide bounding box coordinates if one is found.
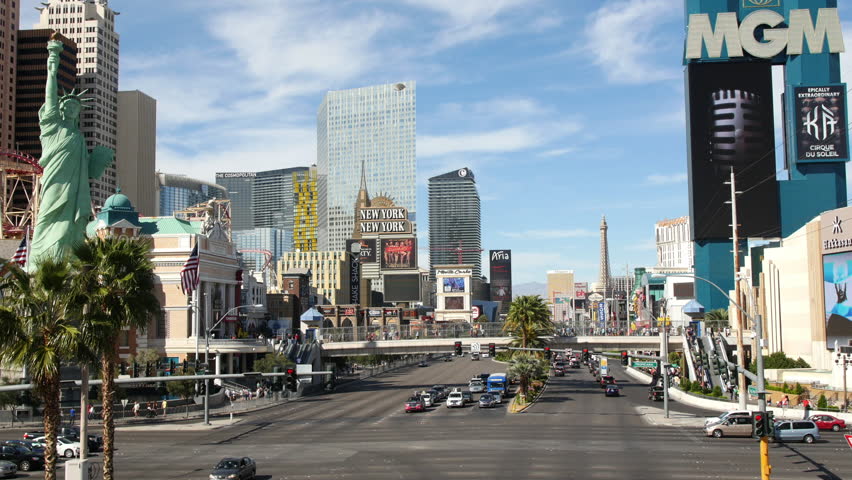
[0,259,83,480]
[254,354,294,373]
[73,237,161,480]
[704,308,729,329]
[508,353,546,401]
[167,368,197,418]
[128,348,160,371]
[503,295,554,350]
[0,378,20,426]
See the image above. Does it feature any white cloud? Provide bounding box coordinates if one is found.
[539,147,577,157]
[501,229,597,239]
[580,0,681,84]
[625,240,657,251]
[420,122,581,158]
[645,173,687,185]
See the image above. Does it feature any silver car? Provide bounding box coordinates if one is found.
[469,380,485,393]
[478,394,497,408]
[420,392,433,408]
[774,420,820,444]
[0,460,16,479]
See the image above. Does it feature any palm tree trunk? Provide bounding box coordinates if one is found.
[101,355,116,480]
[41,375,60,480]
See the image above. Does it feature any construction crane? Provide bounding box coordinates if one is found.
[238,249,274,272]
[429,240,483,264]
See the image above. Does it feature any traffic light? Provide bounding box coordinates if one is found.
[753,411,766,437]
[454,341,462,356]
[285,368,297,391]
[488,343,496,356]
[621,351,628,366]
[119,362,126,375]
[169,360,176,375]
[765,411,775,437]
[182,359,188,373]
[132,361,139,378]
[582,349,589,361]
[544,347,551,360]
[198,380,206,396]
[145,362,153,377]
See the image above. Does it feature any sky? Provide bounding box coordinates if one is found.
[20,0,852,286]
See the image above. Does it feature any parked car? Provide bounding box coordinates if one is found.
[705,416,754,438]
[0,460,16,479]
[31,437,80,458]
[405,397,425,413]
[478,394,497,408]
[0,444,44,471]
[209,457,256,480]
[2,440,43,454]
[605,385,620,397]
[809,414,847,432]
[648,386,665,401]
[774,420,820,443]
[59,426,102,452]
[446,392,464,408]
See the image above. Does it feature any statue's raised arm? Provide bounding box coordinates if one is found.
[45,33,63,110]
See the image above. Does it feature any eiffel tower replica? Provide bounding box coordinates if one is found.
[597,215,611,298]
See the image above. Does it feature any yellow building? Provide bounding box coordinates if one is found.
[547,270,575,323]
[279,250,351,305]
[293,167,318,251]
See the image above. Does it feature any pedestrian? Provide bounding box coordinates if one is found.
[69,407,75,425]
[132,401,140,417]
[802,398,811,419]
[161,399,168,417]
[88,404,95,420]
[782,395,789,409]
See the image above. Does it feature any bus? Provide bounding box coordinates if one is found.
[486,373,508,394]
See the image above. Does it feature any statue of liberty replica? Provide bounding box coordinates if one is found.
[30,34,113,267]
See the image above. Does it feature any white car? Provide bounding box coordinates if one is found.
[482,353,489,358]
[33,436,80,458]
[446,392,464,408]
[420,392,434,408]
[704,410,752,428]
[469,380,485,393]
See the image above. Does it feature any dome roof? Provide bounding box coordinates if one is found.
[103,190,133,210]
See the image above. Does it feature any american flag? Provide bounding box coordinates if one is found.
[11,231,28,267]
[180,244,200,293]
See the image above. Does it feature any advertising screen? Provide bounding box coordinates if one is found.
[794,85,849,163]
[384,273,421,302]
[823,251,852,348]
[686,62,780,240]
[443,277,465,293]
[489,250,512,309]
[381,238,417,269]
[445,296,464,310]
[346,239,377,263]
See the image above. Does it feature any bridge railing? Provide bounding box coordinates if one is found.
[318,323,507,343]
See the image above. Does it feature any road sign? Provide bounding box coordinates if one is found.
[845,434,852,450]
[588,292,604,302]
[748,386,757,396]
[631,361,657,368]
[120,399,128,408]
[471,342,481,353]
[600,357,609,375]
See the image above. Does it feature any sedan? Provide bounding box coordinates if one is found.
[809,414,847,432]
[605,385,620,397]
[478,394,497,408]
[405,397,425,413]
[600,376,616,388]
[0,445,44,471]
[32,437,80,458]
[209,457,256,480]
[420,392,434,408]
[0,460,16,479]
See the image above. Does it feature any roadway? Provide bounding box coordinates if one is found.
[2,356,851,479]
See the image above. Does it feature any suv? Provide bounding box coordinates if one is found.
[704,410,752,428]
[774,420,820,443]
[446,392,464,408]
[59,427,102,452]
[705,416,753,438]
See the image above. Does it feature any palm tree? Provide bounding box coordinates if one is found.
[0,259,82,480]
[502,295,554,349]
[508,353,546,401]
[73,236,161,480]
[704,308,729,330]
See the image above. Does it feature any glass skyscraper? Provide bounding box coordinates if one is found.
[233,227,289,285]
[293,167,318,251]
[157,173,228,217]
[317,82,416,251]
[215,172,256,232]
[428,168,481,279]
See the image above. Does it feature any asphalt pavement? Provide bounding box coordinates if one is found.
[2,356,851,479]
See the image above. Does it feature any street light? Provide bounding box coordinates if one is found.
[203,303,263,425]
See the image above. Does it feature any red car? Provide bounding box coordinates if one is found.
[404,397,425,413]
[809,414,847,432]
[599,375,616,388]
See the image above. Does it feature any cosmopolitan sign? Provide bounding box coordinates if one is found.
[685,8,844,60]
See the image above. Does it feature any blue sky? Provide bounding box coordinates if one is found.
[20,0,852,285]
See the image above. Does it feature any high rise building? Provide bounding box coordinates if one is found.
[116,90,156,216]
[156,173,227,217]
[597,215,611,297]
[428,167,481,279]
[655,216,693,271]
[547,270,575,323]
[317,81,416,251]
[293,166,318,251]
[278,250,351,305]
[35,0,121,207]
[16,30,77,159]
[0,0,20,151]
[215,172,255,231]
[232,227,288,285]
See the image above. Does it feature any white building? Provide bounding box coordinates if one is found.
[316,82,417,251]
[655,216,693,271]
[35,0,120,207]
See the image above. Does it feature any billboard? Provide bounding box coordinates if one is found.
[443,277,465,293]
[686,61,780,240]
[357,206,412,234]
[348,255,360,304]
[346,238,377,263]
[489,250,512,309]
[381,238,417,269]
[574,282,588,299]
[445,296,464,310]
[793,85,848,163]
[823,250,852,348]
[384,273,421,302]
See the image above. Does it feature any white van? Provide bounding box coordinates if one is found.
[446,392,464,408]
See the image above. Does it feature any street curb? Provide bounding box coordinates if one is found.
[510,376,550,414]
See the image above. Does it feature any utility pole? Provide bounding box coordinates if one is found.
[755,314,771,480]
[728,167,747,410]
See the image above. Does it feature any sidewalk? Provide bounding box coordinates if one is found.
[635,405,705,428]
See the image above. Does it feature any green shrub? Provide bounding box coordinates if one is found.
[818,394,828,409]
[781,382,790,393]
[711,386,723,397]
[793,382,805,395]
[680,378,691,391]
[766,385,782,392]
[690,383,704,394]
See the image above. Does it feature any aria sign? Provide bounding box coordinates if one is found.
[685,8,844,60]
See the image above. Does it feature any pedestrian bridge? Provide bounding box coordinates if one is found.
[318,335,685,357]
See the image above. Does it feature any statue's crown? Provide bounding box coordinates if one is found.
[60,88,94,109]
